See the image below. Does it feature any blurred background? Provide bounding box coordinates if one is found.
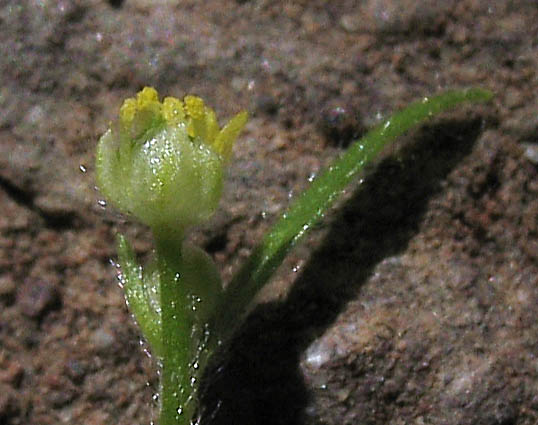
[0,1,536,424]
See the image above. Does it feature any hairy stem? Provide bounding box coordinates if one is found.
[154,233,195,425]
[155,231,221,425]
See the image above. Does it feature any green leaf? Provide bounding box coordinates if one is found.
[217,88,493,338]
[117,234,163,356]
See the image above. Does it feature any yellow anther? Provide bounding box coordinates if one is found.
[162,97,185,126]
[119,98,138,125]
[115,87,245,159]
[97,86,248,233]
[184,95,205,120]
[136,87,160,109]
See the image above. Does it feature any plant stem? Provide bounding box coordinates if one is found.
[154,231,197,425]
[154,229,221,425]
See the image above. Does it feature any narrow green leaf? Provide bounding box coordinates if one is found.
[117,234,163,356]
[217,88,493,337]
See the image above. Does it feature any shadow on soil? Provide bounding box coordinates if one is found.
[200,116,488,425]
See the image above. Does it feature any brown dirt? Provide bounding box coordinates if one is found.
[0,1,536,424]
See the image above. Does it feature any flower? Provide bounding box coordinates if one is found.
[96,87,248,232]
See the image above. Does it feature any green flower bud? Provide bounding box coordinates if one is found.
[96,87,248,232]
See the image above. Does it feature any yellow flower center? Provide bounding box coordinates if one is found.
[117,87,247,161]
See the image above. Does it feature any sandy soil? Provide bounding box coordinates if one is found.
[0,1,536,424]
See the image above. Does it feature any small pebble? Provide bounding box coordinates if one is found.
[90,328,116,352]
[0,362,23,385]
[17,279,60,319]
[340,14,361,32]
[255,94,279,116]
[522,143,538,164]
[65,359,87,384]
[504,87,524,109]
[319,100,364,147]
[0,276,16,300]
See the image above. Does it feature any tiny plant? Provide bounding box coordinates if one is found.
[95,87,492,424]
